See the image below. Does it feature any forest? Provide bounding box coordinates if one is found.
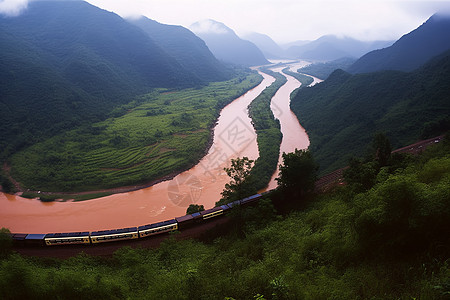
[4,71,261,196]
[291,50,450,175]
[0,135,448,299]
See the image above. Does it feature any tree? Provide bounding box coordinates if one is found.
[276,149,318,196]
[0,228,12,258]
[371,132,392,167]
[219,157,254,204]
[186,204,204,215]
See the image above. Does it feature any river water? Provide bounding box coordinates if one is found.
[264,62,321,189]
[0,72,274,233]
[0,63,318,234]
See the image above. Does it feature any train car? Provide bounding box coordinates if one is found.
[44,232,91,246]
[90,227,139,244]
[240,194,262,206]
[9,233,28,246]
[220,204,232,212]
[138,219,178,238]
[200,207,224,220]
[226,200,241,209]
[24,234,47,246]
[175,212,202,229]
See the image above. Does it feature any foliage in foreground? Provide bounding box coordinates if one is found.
[0,139,449,299]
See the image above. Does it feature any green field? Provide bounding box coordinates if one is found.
[9,72,262,193]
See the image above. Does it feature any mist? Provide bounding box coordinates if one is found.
[0,0,29,16]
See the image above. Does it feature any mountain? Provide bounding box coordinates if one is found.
[297,57,357,80]
[129,16,232,82]
[285,35,393,61]
[291,50,450,174]
[243,32,285,59]
[348,14,450,73]
[190,19,269,67]
[0,1,209,159]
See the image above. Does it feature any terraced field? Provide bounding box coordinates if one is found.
[9,72,262,192]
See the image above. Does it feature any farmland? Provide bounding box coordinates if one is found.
[9,71,262,193]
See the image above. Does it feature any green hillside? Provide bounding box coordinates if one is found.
[291,51,450,174]
[130,17,232,83]
[1,137,448,299]
[8,72,262,193]
[348,14,450,73]
[0,1,229,162]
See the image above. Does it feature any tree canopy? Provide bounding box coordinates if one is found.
[276,149,318,196]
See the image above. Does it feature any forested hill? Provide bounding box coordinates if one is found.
[291,50,450,174]
[0,1,231,161]
[348,14,450,74]
[190,19,269,67]
[130,17,232,83]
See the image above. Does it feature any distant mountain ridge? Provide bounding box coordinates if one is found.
[291,50,450,174]
[129,16,232,83]
[285,35,393,61]
[243,32,286,59]
[348,14,450,73]
[0,1,233,159]
[190,19,269,66]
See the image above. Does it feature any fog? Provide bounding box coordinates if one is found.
[2,0,450,43]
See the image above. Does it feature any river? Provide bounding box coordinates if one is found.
[0,63,319,234]
[264,62,322,189]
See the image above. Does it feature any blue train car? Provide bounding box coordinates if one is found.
[226,200,241,209]
[220,204,231,212]
[240,194,262,206]
[24,234,47,246]
[175,212,202,229]
[138,219,178,238]
[90,227,139,244]
[44,232,91,246]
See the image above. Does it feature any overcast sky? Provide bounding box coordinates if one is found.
[2,0,450,43]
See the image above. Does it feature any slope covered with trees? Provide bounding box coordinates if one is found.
[130,16,232,83]
[190,19,269,67]
[291,50,450,174]
[1,137,448,299]
[348,14,450,73]
[0,1,200,160]
[0,1,258,193]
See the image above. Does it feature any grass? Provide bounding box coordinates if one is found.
[9,71,263,193]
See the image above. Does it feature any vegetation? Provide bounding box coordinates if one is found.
[245,69,287,193]
[291,50,450,175]
[281,68,313,87]
[8,72,262,193]
[0,1,240,194]
[297,57,356,80]
[186,204,205,215]
[218,157,254,205]
[0,137,448,299]
[276,149,318,197]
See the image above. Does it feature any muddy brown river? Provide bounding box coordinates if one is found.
[0,63,319,234]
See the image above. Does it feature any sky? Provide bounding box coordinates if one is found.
[1,0,450,43]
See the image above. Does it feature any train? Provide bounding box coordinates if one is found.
[9,193,263,247]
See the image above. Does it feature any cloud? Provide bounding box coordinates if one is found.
[0,0,29,16]
[190,19,230,35]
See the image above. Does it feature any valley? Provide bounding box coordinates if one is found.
[1,2,449,299]
[0,61,315,234]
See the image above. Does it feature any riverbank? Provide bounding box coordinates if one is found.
[2,72,263,200]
